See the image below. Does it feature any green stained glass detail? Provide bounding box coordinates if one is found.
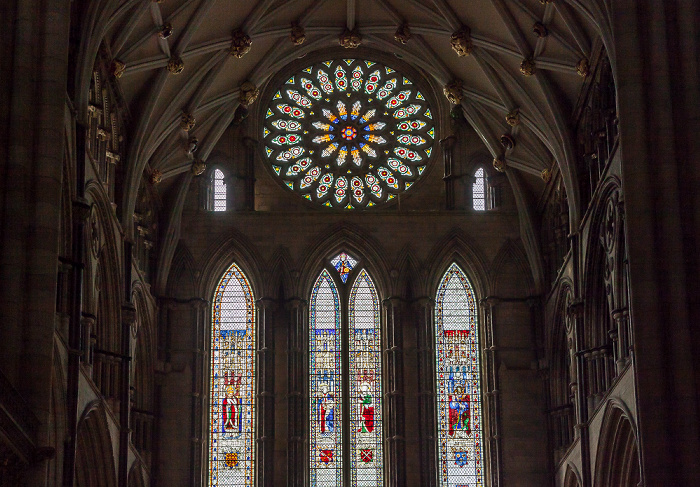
[265,147,273,156]
[274,91,282,99]
[425,147,433,157]
[286,77,295,84]
[428,128,435,139]
[266,108,274,118]
[418,165,426,175]
[424,108,432,119]
[344,59,354,65]
[286,181,294,189]
[272,165,281,175]
[403,77,412,85]
[323,61,333,67]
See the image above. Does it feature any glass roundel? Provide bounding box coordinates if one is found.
[262,59,435,209]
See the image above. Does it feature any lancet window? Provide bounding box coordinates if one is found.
[208,263,256,486]
[435,263,484,486]
[309,252,384,485]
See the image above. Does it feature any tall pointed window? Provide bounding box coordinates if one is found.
[210,168,227,211]
[310,253,383,485]
[435,263,484,486]
[473,167,487,211]
[209,263,256,486]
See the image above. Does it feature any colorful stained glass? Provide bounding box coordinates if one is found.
[262,59,435,208]
[436,264,483,487]
[331,252,358,283]
[349,270,383,486]
[209,263,255,486]
[310,270,343,486]
[310,257,384,486]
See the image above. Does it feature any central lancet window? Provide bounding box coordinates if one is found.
[436,263,484,486]
[310,252,383,485]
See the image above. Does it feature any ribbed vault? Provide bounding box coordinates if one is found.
[84,0,604,237]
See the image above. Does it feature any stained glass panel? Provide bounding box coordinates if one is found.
[436,264,483,487]
[262,58,435,209]
[349,270,383,485]
[209,263,255,486]
[310,270,343,485]
[331,252,358,283]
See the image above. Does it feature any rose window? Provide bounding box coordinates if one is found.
[262,59,435,209]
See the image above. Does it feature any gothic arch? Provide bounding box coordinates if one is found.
[197,230,266,302]
[563,462,583,487]
[593,401,641,487]
[74,401,117,487]
[489,238,536,298]
[425,230,491,300]
[548,283,576,462]
[297,223,391,301]
[582,176,623,350]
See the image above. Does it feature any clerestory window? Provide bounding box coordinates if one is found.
[210,168,227,211]
[472,167,488,211]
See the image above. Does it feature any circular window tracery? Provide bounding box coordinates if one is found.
[262,59,435,209]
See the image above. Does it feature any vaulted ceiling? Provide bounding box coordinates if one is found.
[85,0,604,241]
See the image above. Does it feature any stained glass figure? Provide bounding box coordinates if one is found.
[263,59,435,209]
[436,264,483,487]
[331,252,358,283]
[349,270,383,485]
[310,270,343,485]
[473,167,487,211]
[209,263,255,486]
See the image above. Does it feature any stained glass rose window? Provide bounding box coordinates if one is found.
[262,59,435,209]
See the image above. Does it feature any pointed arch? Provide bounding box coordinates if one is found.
[309,269,343,483]
[593,401,641,487]
[435,263,484,487]
[75,402,117,487]
[349,269,383,484]
[208,262,256,486]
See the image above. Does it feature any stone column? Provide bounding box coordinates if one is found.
[256,297,276,486]
[243,137,257,211]
[285,298,306,486]
[413,297,436,487]
[383,297,405,486]
[613,1,700,483]
[440,136,457,210]
[190,298,207,485]
[480,297,502,487]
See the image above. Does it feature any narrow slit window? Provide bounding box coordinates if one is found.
[473,167,487,211]
[212,169,227,211]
